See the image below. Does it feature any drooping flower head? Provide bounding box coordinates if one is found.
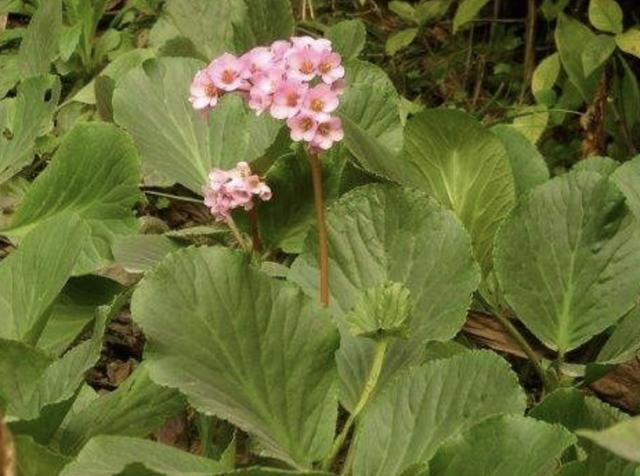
[202,162,271,222]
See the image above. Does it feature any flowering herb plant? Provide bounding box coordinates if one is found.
[1,1,640,476]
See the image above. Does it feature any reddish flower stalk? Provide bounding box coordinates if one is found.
[307,150,329,307]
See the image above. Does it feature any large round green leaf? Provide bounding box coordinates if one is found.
[427,415,576,476]
[352,351,526,476]
[131,247,339,469]
[399,109,516,272]
[495,171,640,354]
[113,57,281,193]
[612,155,640,221]
[289,184,479,408]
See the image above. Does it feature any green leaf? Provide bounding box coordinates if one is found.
[582,35,616,77]
[415,0,452,24]
[1,300,109,422]
[385,28,418,56]
[574,156,619,177]
[453,0,491,33]
[531,388,636,475]
[589,0,623,34]
[389,1,417,24]
[232,0,294,52]
[579,417,640,464]
[0,75,60,184]
[113,57,280,193]
[15,435,71,476]
[598,306,640,364]
[615,29,640,59]
[164,0,244,59]
[57,364,185,455]
[59,436,226,476]
[290,184,479,409]
[614,58,640,130]
[326,19,366,61]
[510,104,549,144]
[17,0,62,77]
[0,55,19,99]
[338,60,404,178]
[495,172,640,353]
[346,282,412,339]
[352,351,525,476]
[132,247,340,468]
[37,276,123,356]
[612,155,640,220]
[555,14,601,101]
[0,214,85,342]
[113,234,181,273]
[532,53,561,106]
[427,415,576,476]
[399,109,516,272]
[491,125,549,197]
[5,122,142,275]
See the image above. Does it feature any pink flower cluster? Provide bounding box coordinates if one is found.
[203,162,271,222]
[189,36,345,151]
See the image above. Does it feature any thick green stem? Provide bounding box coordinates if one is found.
[493,312,550,391]
[322,338,388,471]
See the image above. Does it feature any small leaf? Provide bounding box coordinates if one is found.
[579,417,640,463]
[588,0,623,34]
[615,29,640,59]
[556,14,601,101]
[427,415,576,476]
[495,172,640,353]
[132,247,339,468]
[346,282,412,339]
[326,20,366,60]
[17,0,62,78]
[582,34,616,77]
[453,0,491,33]
[352,351,526,476]
[532,53,561,105]
[415,0,452,24]
[59,436,225,476]
[385,28,418,56]
[389,1,417,23]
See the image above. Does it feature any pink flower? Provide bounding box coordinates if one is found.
[240,46,273,78]
[291,36,332,52]
[311,117,344,150]
[203,162,271,221]
[270,79,308,119]
[317,51,345,84]
[330,78,346,95]
[209,53,246,91]
[271,40,292,61]
[287,114,318,142]
[287,47,320,82]
[302,84,339,121]
[189,69,220,110]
